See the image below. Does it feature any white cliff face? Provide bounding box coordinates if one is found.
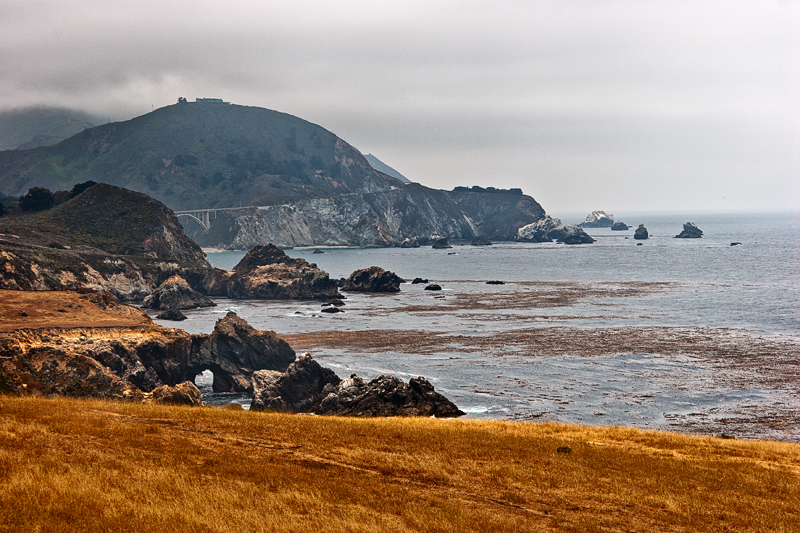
[190,187,547,250]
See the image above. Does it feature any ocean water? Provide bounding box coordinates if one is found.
[156,211,800,440]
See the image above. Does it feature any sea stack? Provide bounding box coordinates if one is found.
[634,224,649,240]
[675,222,703,238]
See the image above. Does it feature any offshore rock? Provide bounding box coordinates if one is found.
[142,275,216,310]
[190,314,296,392]
[250,354,464,417]
[424,284,442,291]
[611,221,630,231]
[400,237,420,248]
[341,266,404,293]
[515,216,562,242]
[547,224,595,245]
[579,211,615,228]
[224,243,339,300]
[155,309,188,321]
[634,224,649,240]
[432,237,452,249]
[675,222,703,238]
[145,381,202,406]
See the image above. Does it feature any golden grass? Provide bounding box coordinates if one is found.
[1,396,798,532]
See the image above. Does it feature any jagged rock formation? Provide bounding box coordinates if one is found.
[400,237,420,248]
[250,354,464,417]
[142,275,216,310]
[580,211,615,228]
[634,224,649,240]
[0,103,547,248]
[516,216,595,244]
[190,313,296,392]
[611,221,630,231]
[0,309,295,399]
[341,266,404,293]
[675,222,703,238]
[223,244,339,300]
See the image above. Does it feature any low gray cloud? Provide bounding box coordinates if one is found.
[1,0,798,212]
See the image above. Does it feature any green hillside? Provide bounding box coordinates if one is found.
[0,102,398,210]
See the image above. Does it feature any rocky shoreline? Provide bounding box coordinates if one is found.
[0,289,464,417]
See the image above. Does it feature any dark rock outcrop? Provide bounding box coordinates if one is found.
[486,280,505,285]
[579,211,614,228]
[223,244,340,300]
[341,266,404,293]
[411,278,428,284]
[634,224,649,240]
[142,275,216,310]
[610,221,629,231]
[189,314,296,392]
[155,309,188,321]
[471,237,492,246]
[432,237,452,249]
[251,354,341,412]
[250,354,464,417]
[675,222,703,238]
[400,237,420,248]
[424,284,442,291]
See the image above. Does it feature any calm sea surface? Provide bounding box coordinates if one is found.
[158,212,800,440]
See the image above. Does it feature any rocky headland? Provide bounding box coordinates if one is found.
[0,103,547,249]
[1,184,339,303]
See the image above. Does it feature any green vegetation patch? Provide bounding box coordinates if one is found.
[32,183,169,256]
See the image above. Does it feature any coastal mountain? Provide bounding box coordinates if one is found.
[0,107,104,151]
[0,102,545,247]
[364,153,411,183]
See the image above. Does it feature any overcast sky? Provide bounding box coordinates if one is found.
[2,0,798,214]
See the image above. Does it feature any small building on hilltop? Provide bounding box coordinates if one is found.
[195,97,229,104]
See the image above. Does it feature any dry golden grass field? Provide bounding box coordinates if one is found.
[0,396,798,532]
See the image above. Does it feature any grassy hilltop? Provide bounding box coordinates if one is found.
[1,396,797,532]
